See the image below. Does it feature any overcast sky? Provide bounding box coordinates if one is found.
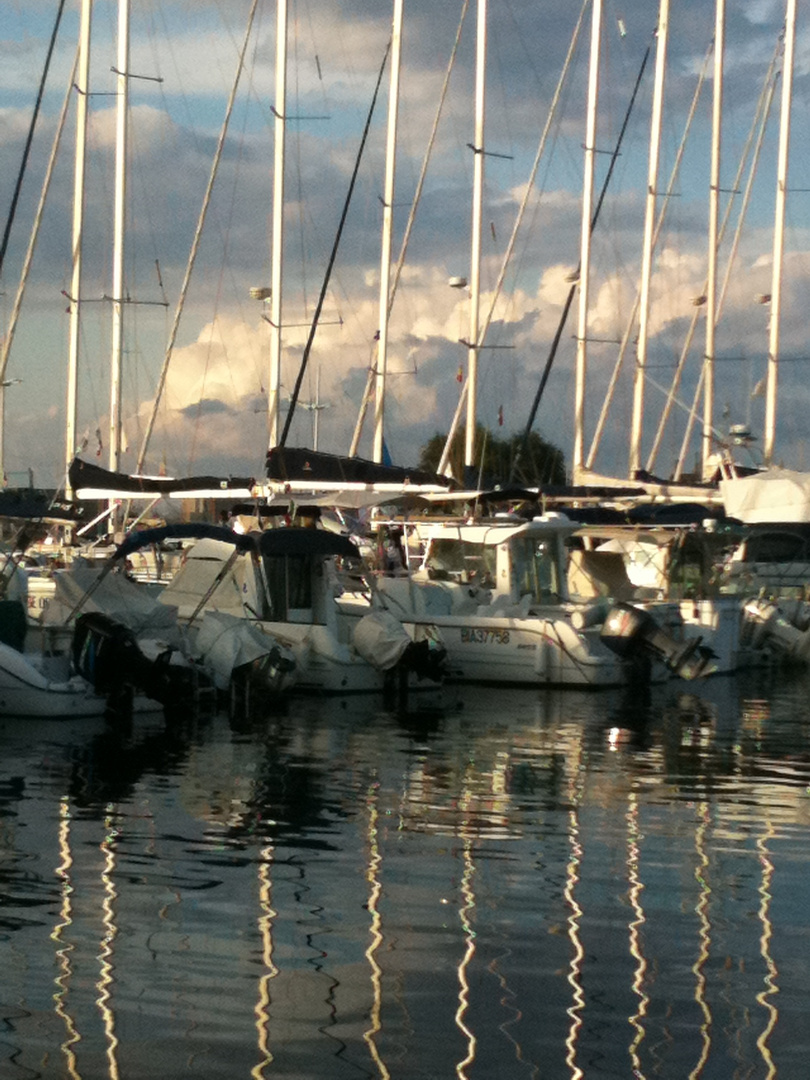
[1,0,809,488]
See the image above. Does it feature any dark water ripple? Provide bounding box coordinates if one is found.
[2,671,810,1076]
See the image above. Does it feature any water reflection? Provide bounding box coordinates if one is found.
[97,808,120,1080]
[53,797,81,1079]
[2,671,810,1077]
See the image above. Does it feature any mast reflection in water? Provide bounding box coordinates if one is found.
[2,669,810,1078]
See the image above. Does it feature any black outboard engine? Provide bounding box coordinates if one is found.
[73,612,208,712]
[599,602,716,680]
[399,636,448,683]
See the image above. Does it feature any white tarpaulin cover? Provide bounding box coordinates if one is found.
[44,567,181,638]
[352,609,411,671]
[720,468,810,524]
[193,610,293,690]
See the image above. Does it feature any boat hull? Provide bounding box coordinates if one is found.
[0,642,108,718]
[407,613,628,687]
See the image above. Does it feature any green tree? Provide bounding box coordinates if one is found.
[419,426,565,487]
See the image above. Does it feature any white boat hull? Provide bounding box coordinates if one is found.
[406,613,627,687]
[261,620,441,694]
[0,642,108,718]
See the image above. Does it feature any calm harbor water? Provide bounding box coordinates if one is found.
[2,670,810,1079]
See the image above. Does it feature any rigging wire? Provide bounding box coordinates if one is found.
[655,37,780,477]
[438,1,589,478]
[137,0,261,472]
[0,43,78,389]
[509,34,652,484]
[0,0,66,280]
[584,38,715,473]
[349,0,471,457]
[279,41,392,449]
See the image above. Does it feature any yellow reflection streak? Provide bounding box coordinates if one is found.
[96,806,120,1080]
[564,806,584,1080]
[688,803,711,1080]
[455,834,477,1080]
[755,824,778,1079]
[251,842,278,1079]
[363,785,389,1080]
[626,791,648,1077]
[52,797,82,1080]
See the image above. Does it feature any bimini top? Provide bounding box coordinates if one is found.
[256,526,360,560]
[113,523,255,560]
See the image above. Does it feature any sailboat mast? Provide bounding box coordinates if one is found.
[373,0,403,464]
[702,0,724,478]
[763,0,796,465]
[629,0,668,478]
[572,0,602,484]
[109,0,129,476]
[465,0,486,473]
[66,0,92,498]
[268,0,287,451]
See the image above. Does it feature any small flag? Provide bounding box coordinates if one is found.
[456,364,463,384]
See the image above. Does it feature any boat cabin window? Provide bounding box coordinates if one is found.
[744,531,808,564]
[512,537,559,602]
[425,539,496,586]
[262,554,316,622]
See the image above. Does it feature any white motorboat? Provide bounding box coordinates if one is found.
[155,525,446,697]
[361,514,716,687]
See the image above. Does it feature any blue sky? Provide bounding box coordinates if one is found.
[1,0,809,487]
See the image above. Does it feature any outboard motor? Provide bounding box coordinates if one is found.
[599,602,716,680]
[73,612,209,713]
[398,635,447,683]
[741,597,810,663]
[353,610,446,683]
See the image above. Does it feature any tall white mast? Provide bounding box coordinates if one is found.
[109,0,129,477]
[267,0,287,450]
[464,0,487,474]
[763,0,796,465]
[65,0,92,498]
[572,0,602,484]
[629,0,668,477]
[702,0,724,478]
[373,0,403,464]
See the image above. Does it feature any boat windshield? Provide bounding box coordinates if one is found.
[511,536,559,602]
[425,538,496,586]
[424,534,559,600]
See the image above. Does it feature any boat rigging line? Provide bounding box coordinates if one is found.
[278,40,392,449]
[584,38,714,475]
[349,0,471,459]
[0,0,66,280]
[509,34,652,485]
[137,0,260,475]
[438,1,588,480]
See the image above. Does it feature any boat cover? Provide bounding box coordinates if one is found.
[193,610,295,691]
[352,609,412,671]
[266,447,453,490]
[720,468,810,524]
[69,457,255,500]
